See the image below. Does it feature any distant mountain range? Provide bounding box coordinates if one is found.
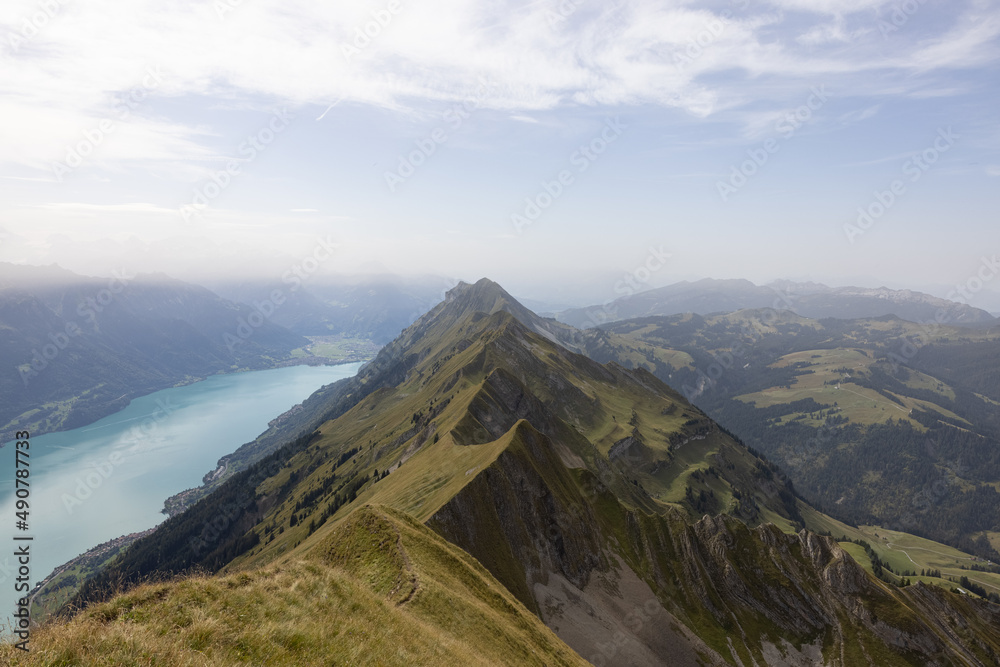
[582,307,1000,560]
[0,263,313,436]
[557,278,996,328]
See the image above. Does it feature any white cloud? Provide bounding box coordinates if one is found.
[29,202,178,215]
[0,0,995,115]
[0,0,993,297]
[838,103,881,124]
[766,0,890,13]
[0,0,996,176]
[795,17,869,46]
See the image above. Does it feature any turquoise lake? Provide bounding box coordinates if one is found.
[0,362,363,629]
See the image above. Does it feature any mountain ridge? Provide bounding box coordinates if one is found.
[0,263,327,436]
[558,277,996,328]
[13,278,1000,665]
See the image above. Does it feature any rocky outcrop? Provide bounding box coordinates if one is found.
[429,417,1000,666]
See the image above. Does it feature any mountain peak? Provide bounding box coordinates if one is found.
[429,278,582,352]
[444,278,517,313]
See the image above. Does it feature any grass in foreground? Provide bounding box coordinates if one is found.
[1,506,588,667]
[5,562,487,666]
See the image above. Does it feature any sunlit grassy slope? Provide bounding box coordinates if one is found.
[736,347,967,428]
[1,505,587,667]
[606,311,993,431]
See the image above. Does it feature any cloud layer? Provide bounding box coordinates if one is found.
[1,0,998,173]
[0,0,998,300]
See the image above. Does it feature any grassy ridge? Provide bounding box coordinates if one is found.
[231,309,806,578]
[1,506,588,667]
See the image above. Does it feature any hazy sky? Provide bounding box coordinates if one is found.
[1,0,998,306]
